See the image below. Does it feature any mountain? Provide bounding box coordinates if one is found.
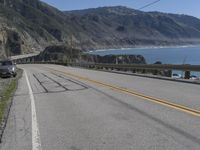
[0,0,200,57]
[64,7,200,49]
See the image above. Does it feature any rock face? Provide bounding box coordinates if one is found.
[0,0,66,57]
[81,54,146,64]
[38,45,81,62]
[1,0,200,57]
[36,45,146,64]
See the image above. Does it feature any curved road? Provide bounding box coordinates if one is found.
[1,64,200,150]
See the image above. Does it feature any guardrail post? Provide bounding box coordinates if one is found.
[184,71,190,79]
[132,69,136,73]
[142,69,146,74]
[117,68,121,71]
[166,70,172,77]
[31,57,35,63]
[152,70,158,75]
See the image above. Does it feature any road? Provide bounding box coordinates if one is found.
[0,64,200,150]
[11,52,40,61]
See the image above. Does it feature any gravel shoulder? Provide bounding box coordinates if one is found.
[0,69,23,142]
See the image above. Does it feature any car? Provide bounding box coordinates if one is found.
[0,60,17,78]
[172,73,181,79]
[190,75,198,80]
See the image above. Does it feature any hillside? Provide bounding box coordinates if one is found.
[0,0,200,57]
[64,7,200,49]
[0,0,69,57]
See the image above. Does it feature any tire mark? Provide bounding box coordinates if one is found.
[52,73,89,89]
[33,74,48,93]
[41,73,69,91]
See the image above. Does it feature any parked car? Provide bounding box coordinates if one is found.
[172,73,181,79]
[0,60,17,78]
[190,75,198,80]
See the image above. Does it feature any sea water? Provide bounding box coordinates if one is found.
[88,46,200,76]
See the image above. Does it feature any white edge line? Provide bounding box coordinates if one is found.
[24,70,42,150]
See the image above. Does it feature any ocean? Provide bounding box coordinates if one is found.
[88,45,200,76]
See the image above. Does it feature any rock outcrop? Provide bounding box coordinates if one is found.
[37,45,146,64]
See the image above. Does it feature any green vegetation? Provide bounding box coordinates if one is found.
[0,79,16,122]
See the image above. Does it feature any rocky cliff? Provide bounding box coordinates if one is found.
[37,45,146,64]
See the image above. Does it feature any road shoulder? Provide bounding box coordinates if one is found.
[0,70,32,150]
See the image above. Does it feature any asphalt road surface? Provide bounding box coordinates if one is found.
[0,64,200,150]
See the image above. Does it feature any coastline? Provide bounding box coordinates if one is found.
[86,44,200,65]
[88,44,200,53]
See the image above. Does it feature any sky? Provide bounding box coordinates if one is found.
[41,0,200,19]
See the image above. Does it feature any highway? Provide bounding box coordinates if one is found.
[0,64,200,150]
[10,52,40,61]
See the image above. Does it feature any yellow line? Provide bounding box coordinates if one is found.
[48,68,200,117]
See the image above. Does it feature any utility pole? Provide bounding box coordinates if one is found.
[70,35,73,63]
[1,25,8,59]
[4,0,6,7]
[79,37,82,63]
[1,0,7,58]
[182,56,187,78]
[115,57,118,64]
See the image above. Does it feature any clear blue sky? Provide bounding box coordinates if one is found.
[41,0,200,18]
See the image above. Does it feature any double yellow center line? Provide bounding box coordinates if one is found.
[50,68,200,117]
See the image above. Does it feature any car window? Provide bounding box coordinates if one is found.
[1,61,13,66]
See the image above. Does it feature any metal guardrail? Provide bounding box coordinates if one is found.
[71,63,200,72]
[69,63,200,79]
[15,56,200,79]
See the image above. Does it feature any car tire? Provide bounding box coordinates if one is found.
[13,73,17,77]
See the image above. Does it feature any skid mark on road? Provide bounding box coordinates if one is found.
[49,68,200,117]
[33,74,48,93]
[52,73,89,89]
[42,73,69,91]
[33,73,88,93]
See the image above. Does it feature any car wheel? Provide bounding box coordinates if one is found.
[13,73,17,77]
